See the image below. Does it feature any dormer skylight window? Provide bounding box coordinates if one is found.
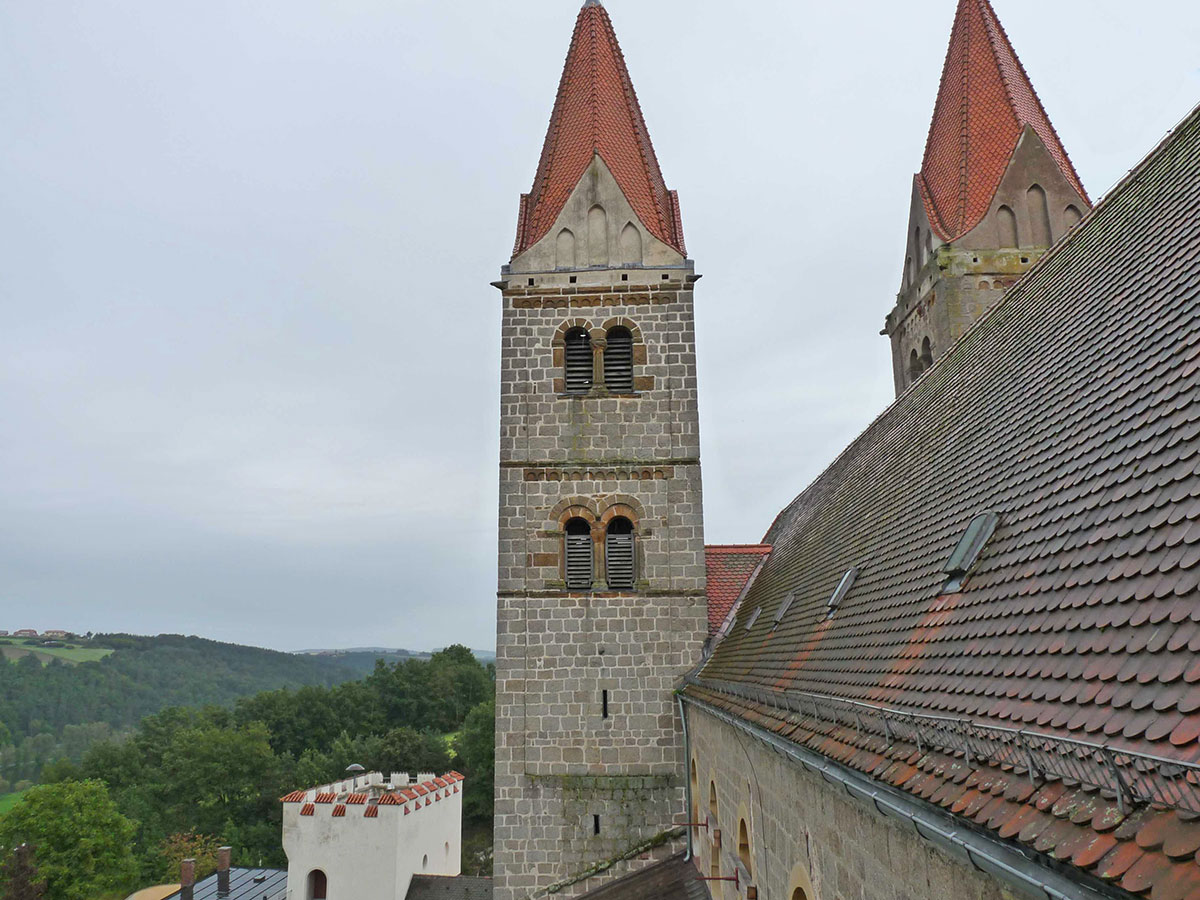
[827,568,858,618]
[772,591,796,630]
[943,512,1000,592]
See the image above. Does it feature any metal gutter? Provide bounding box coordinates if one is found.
[678,694,695,863]
[680,693,1125,900]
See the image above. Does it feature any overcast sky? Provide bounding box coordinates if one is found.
[1,1,1197,653]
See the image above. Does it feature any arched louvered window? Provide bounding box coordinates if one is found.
[604,326,634,393]
[307,870,327,900]
[564,518,594,590]
[908,349,922,382]
[564,328,593,394]
[605,517,635,590]
[921,337,934,371]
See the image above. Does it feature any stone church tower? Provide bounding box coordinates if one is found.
[492,2,707,898]
[884,0,1091,395]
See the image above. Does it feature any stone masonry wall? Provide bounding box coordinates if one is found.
[887,248,1043,395]
[495,277,707,900]
[686,705,1020,900]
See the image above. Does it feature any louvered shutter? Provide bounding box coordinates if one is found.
[603,328,634,393]
[605,531,635,590]
[564,330,593,394]
[565,533,593,590]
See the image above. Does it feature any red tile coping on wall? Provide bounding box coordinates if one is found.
[364,806,379,819]
[511,3,685,259]
[705,545,772,636]
[918,0,1089,242]
[282,773,464,817]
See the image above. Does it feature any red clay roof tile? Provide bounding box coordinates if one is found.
[512,3,685,259]
[705,545,772,635]
[686,103,1200,900]
[918,0,1088,242]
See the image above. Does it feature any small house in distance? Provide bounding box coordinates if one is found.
[13,629,37,638]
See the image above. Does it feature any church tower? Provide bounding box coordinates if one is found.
[492,2,707,898]
[884,0,1091,395]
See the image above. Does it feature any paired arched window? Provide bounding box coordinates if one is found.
[605,517,635,589]
[562,517,636,591]
[559,321,640,395]
[307,870,327,900]
[564,328,593,394]
[603,327,634,393]
[564,518,594,590]
[920,337,933,371]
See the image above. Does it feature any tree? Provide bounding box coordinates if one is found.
[454,700,495,826]
[158,832,224,884]
[0,844,46,900]
[376,728,452,776]
[0,781,137,900]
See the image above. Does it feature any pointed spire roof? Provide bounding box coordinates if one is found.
[918,0,1089,242]
[512,2,685,259]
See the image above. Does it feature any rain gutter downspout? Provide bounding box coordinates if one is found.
[678,693,694,862]
[680,693,1122,900]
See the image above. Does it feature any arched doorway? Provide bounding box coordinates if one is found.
[307,870,327,900]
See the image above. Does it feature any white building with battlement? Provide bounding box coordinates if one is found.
[281,771,464,900]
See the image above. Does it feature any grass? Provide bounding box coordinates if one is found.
[0,790,27,818]
[0,641,113,666]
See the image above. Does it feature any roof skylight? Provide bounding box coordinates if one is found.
[827,569,859,617]
[772,591,797,630]
[943,512,1000,591]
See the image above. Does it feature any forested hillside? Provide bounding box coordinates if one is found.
[0,646,496,899]
[0,634,359,787]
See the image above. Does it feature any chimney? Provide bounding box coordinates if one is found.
[217,847,232,896]
[181,859,196,900]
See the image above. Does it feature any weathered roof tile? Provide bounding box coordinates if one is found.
[687,101,1200,898]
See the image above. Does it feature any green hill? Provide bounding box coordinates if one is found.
[0,634,358,745]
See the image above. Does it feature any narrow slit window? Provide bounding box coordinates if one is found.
[605,517,635,590]
[564,328,593,394]
[564,518,594,590]
[603,326,634,393]
[593,815,601,836]
[602,690,609,719]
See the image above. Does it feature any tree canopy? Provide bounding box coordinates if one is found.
[0,781,137,900]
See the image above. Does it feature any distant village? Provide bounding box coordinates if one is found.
[0,630,73,640]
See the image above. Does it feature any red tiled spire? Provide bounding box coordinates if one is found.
[512,0,685,259]
[918,0,1089,242]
